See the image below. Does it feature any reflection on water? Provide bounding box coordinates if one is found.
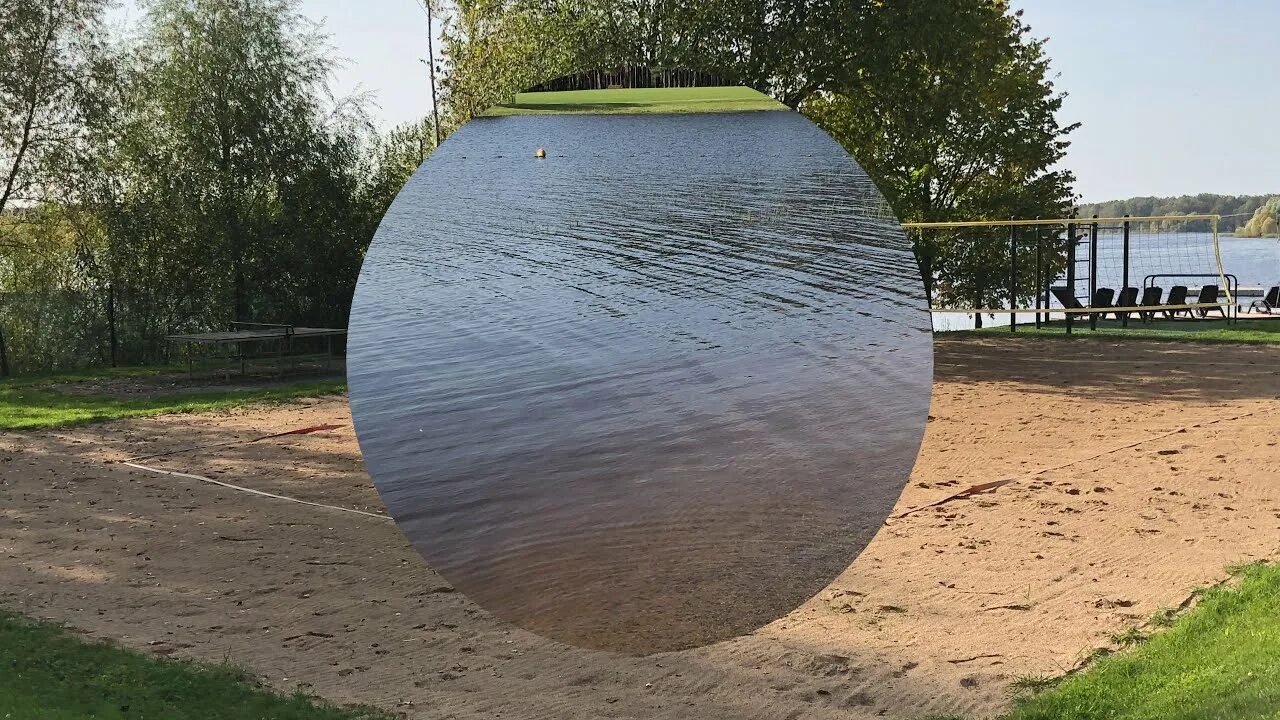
[348,110,932,654]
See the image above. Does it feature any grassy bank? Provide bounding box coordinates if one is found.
[1007,562,1280,719]
[0,370,344,431]
[949,317,1280,345]
[927,563,1280,720]
[485,85,788,116]
[0,611,394,720]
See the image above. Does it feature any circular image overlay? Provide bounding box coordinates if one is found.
[348,84,932,655]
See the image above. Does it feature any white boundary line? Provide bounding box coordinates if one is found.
[121,461,392,522]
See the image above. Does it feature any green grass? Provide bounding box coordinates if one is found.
[0,372,345,430]
[0,611,395,719]
[1,363,186,388]
[1003,562,1280,720]
[949,318,1280,345]
[484,85,788,116]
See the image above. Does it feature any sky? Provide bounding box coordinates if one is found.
[114,1,1280,203]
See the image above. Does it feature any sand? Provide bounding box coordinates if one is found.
[3,337,1279,719]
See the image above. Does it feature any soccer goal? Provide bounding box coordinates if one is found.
[903,214,1236,332]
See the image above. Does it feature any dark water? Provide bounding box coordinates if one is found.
[348,110,932,654]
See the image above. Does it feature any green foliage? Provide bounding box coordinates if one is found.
[803,2,1075,308]
[0,205,111,371]
[84,0,374,328]
[1006,562,1280,719]
[0,0,111,220]
[1,0,430,374]
[0,610,395,718]
[0,0,114,376]
[362,117,436,217]
[440,1,599,125]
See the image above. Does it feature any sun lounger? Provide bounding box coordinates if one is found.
[1194,284,1225,318]
[1050,286,1083,310]
[1164,285,1190,319]
[1050,286,1114,320]
[1112,287,1139,321]
[1138,286,1163,323]
[1091,288,1116,318]
[1248,286,1279,314]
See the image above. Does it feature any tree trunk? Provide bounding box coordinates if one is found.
[919,255,934,309]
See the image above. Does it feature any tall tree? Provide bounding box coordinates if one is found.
[78,0,372,343]
[0,0,110,375]
[803,1,1076,308]
[137,0,339,321]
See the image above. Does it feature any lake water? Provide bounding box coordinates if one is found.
[347,110,932,654]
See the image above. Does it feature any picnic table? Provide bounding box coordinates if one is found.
[166,322,346,376]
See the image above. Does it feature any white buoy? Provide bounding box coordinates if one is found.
[535,148,547,159]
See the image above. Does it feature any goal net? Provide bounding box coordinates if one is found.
[903,215,1234,329]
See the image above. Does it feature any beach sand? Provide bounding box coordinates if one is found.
[3,337,1278,719]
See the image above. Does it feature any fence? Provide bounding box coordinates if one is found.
[0,283,353,376]
[525,66,736,92]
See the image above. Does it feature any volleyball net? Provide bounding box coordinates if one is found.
[903,215,1235,328]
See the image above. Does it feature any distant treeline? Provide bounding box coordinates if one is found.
[1078,194,1280,234]
[525,67,736,92]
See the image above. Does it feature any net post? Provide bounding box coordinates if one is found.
[1065,220,1076,335]
[1034,219,1043,329]
[1009,219,1017,333]
[1122,215,1131,328]
[1209,215,1235,324]
[1089,216,1099,331]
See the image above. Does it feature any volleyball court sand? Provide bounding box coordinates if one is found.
[3,337,1278,719]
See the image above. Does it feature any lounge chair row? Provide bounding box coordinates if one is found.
[1050,284,1225,323]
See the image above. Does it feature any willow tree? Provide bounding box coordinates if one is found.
[0,0,111,375]
[77,0,373,354]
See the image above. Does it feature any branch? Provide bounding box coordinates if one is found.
[0,5,60,218]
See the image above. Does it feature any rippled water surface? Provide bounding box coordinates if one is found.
[348,110,932,654]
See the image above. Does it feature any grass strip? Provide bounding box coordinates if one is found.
[0,379,345,431]
[924,563,1280,720]
[0,610,395,719]
[485,86,788,116]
